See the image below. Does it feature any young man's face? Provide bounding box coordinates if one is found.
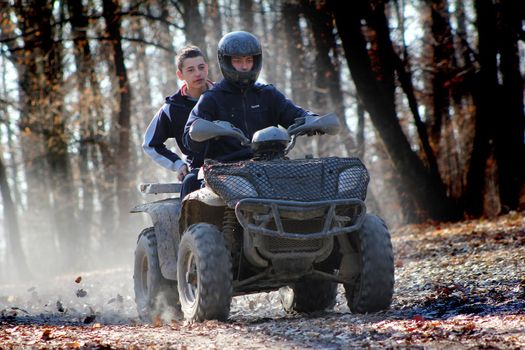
[177,56,209,89]
[231,55,254,72]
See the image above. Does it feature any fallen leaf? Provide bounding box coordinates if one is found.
[84,314,96,324]
[153,315,162,327]
[65,342,81,348]
[56,301,65,313]
[413,315,425,322]
[107,294,123,304]
[76,289,87,298]
[41,329,52,341]
[75,276,82,283]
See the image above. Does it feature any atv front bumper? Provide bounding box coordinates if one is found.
[234,198,366,239]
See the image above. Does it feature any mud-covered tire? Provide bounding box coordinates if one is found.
[280,279,337,313]
[343,214,394,313]
[177,223,232,322]
[133,227,182,322]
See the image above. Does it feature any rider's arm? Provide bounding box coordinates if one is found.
[183,94,217,154]
[271,86,317,128]
[143,105,187,173]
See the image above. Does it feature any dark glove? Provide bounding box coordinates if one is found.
[306,130,325,136]
[213,120,250,145]
[213,120,243,134]
[287,117,306,135]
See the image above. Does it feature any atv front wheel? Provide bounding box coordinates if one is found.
[133,227,181,322]
[343,214,394,313]
[280,278,337,313]
[177,223,232,322]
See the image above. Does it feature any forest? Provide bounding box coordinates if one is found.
[0,0,524,280]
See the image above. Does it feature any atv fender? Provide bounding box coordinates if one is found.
[179,186,226,234]
[131,198,181,280]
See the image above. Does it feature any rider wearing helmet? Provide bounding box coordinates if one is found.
[217,31,262,88]
[183,31,317,165]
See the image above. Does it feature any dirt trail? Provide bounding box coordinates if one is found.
[1,212,524,349]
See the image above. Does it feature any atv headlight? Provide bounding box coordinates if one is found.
[220,175,258,198]
[338,167,365,195]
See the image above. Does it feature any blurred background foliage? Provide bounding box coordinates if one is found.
[0,0,523,278]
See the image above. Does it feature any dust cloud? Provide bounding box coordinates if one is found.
[0,215,146,325]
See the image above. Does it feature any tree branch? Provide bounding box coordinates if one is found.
[0,9,183,46]
[3,35,175,53]
[169,0,184,17]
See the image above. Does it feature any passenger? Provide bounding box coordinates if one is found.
[143,45,213,196]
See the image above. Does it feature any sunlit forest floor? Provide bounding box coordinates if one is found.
[1,211,524,349]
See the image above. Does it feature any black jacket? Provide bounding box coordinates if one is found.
[183,79,314,161]
[143,89,204,170]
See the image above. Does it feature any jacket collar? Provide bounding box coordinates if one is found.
[215,79,264,93]
[166,80,215,103]
[180,80,214,98]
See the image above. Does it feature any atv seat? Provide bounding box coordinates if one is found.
[139,183,182,194]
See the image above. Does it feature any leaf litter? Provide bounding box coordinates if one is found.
[0,212,524,349]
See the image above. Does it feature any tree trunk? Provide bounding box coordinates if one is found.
[204,0,223,80]
[157,0,179,94]
[282,2,309,108]
[330,0,456,222]
[103,0,132,230]
[67,0,101,248]
[263,0,284,88]
[181,0,207,50]
[464,0,498,216]
[303,1,352,143]
[239,0,255,32]
[494,0,525,211]
[428,0,456,149]
[356,102,365,159]
[0,151,31,279]
[13,0,79,268]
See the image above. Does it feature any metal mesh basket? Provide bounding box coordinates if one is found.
[203,157,369,203]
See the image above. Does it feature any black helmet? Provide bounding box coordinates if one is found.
[218,31,262,87]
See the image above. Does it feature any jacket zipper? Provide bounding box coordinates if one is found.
[241,89,250,136]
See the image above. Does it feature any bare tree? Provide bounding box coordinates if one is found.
[302,0,355,154]
[103,0,132,229]
[464,0,499,216]
[11,0,82,268]
[180,0,207,50]
[158,0,180,94]
[239,0,255,32]
[282,1,309,107]
[330,0,457,222]
[204,0,224,79]
[493,0,525,211]
[0,146,31,278]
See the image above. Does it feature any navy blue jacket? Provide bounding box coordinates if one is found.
[183,79,314,161]
[143,89,204,170]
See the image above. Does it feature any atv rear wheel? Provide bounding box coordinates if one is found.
[177,223,232,322]
[343,214,394,313]
[280,278,337,313]
[133,227,182,322]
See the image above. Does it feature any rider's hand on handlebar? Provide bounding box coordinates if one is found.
[213,120,239,132]
[287,117,305,135]
[213,120,250,145]
[306,130,325,136]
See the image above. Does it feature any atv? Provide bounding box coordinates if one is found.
[132,113,394,323]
